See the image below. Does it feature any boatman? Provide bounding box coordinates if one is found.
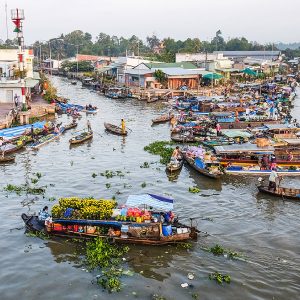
[121,119,126,134]
[268,169,278,192]
[87,120,92,132]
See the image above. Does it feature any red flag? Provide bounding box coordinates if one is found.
[13,19,21,28]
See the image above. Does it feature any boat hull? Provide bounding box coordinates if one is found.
[183,153,222,179]
[258,185,300,200]
[104,122,127,136]
[69,132,93,144]
[22,214,195,246]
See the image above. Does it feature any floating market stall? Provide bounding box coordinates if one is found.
[22,195,198,245]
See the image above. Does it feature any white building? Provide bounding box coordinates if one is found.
[0,49,38,105]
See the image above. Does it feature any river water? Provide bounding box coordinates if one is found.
[0,77,299,300]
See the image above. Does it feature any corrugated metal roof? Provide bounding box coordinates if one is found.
[214,51,281,56]
[152,67,209,76]
[144,62,198,69]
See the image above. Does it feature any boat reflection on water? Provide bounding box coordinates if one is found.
[187,167,222,192]
[126,245,191,281]
[46,239,86,266]
[45,238,190,282]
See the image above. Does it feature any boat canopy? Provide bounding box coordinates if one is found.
[0,121,45,139]
[126,194,174,211]
[222,129,252,139]
[214,143,274,154]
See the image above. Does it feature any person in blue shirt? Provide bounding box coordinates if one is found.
[38,206,51,221]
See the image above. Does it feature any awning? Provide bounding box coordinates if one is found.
[25,78,40,88]
[203,73,223,80]
[222,129,252,139]
[126,194,174,211]
[33,72,41,80]
[242,68,257,76]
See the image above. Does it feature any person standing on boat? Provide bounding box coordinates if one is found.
[172,146,182,159]
[87,120,92,132]
[30,125,34,139]
[287,151,293,161]
[216,123,222,136]
[268,169,278,191]
[121,119,126,135]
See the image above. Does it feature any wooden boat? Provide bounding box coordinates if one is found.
[170,133,198,143]
[22,213,197,245]
[257,185,300,200]
[183,153,223,179]
[225,165,300,176]
[0,155,15,163]
[152,114,171,124]
[219,157,300,167]
[166,160,183,172]
[64,122,78,131]
[21,194,198,246]
[0,143,24,154]
[104,122,127,136]
[69,131,93,144]
[29,128,64,150]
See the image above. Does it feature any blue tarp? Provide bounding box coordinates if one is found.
[126,194,174,211]
[195,158,205,169]
[57,102,84,111]
[0,122,46,139]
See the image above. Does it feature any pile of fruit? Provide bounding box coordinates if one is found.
[51,197,117,220]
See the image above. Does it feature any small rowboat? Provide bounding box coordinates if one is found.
[69,131,93,144]
[152,114,171,124]
[71,80,77,85]
[82,108,98,114]
[0,155,15,163]
[166,160,183,172]
[104,122,127,136]
[258,185,300,200]
[170,133,199,143]
[183,153,222,179]
[64,122,78,131]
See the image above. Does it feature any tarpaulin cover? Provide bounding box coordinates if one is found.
[126,194,174,211]
[0,121,45,139]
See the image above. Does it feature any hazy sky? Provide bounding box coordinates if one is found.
[1,0,299,44]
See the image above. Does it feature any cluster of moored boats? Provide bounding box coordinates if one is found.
[153,81,300,193]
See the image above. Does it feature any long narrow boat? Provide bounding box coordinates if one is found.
[69,131,93,144]
[225,166,300,176]
[29,128,64,150]
[183,153,223,179]
[21,194,198,246]
[0,155,15,163]
[152,114,171,124]
[64,122,78,131]
[104,122,127,136]
[257,185,300,200]
[170,133,198,143]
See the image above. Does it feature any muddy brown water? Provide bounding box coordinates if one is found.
[0,77,299,299]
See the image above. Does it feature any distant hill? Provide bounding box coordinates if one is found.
[276,42,300,50]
